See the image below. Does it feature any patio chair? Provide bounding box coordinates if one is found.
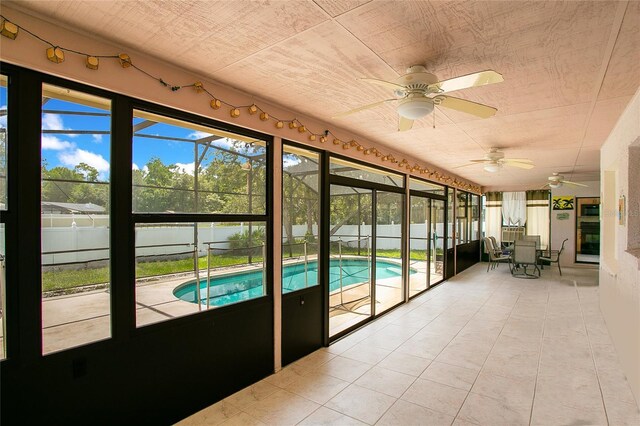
[483,237,511,272]
[488,236,504,256]
[511,239,540,278]
[539,238,568,276]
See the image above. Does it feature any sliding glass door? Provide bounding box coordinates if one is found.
[329,184,373,337]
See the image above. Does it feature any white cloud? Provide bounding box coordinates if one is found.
[174,162,195,175]
[142,165,149,175]
[42,113,65,130]
[59,148,110,172]
[92,134,103,143]
[42,135,75,150]
[132,163,139,171]
[188,130,212,140]
[283,156,301,168]
[42,113,77,137]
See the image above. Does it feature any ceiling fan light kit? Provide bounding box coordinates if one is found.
[483,163,501,173]
[397,97,434,119]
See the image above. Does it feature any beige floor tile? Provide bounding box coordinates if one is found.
[354,366,416,398]
[219,412,266,426]
[603,396,640,426]
[401,378,468,417]
[242,390,320,425]
[457,392,530,426]
[420,361,479,391]
[530,392,607,426]
[226,381,281,410]
[311,355,372,382]
[470,371,535,410]
[395,334,449,360]
[177,400,241,425]
[325,384,396,425]
[376,399,454,426]
[597,366,638,405]
[297,407,367,426]
[293,350,337,372]
[481,351,539,380]
[263,364,308,388]
[282,371,349,404]
[341,342,392,365]
[377,351,432,377]
[433,346,487,372]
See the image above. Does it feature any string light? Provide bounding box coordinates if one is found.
[118,53,131,68]
[46,46,64,63]
[0,13,482,194]
[0,18,18,39]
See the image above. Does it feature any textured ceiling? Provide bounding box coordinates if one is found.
[8,0,640,191]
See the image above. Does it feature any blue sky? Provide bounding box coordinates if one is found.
[0,89,267,182]
[38,97,244,181]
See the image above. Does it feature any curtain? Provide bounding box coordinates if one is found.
[526,190,550,250]
[502,191,527,226]
[485,192,503,244]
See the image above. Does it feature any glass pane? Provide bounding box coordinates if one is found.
[133,110,267,214]
[330,157,404,187]
[431,199,445,284]
[282,145,320,293]
[409,196,429,296]
[470,194,480,241]
[41,84,111,354]
[409,178,445,195]
[0,223,5,360]
[0,75,6,210]
[447,191,455,250]
[456,192,468,245]
[329,185,372,337]
[135,221,266,327]
[376,191,404,313]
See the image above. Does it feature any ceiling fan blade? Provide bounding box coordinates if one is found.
[540,183,551,189]
[434,95,498,118]
[429,70,503,93]
[453,163,478,169]
[562,180,588,187]
[469,159,491,164]
[503,161,534,170]
[502,158,534,164]
[333,99,396,118]
[358,78,406,91]
[398,116,414,131]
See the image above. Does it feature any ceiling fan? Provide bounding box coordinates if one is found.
[333,65,503,131]
[543,172,588,189]
[456,148,534,172]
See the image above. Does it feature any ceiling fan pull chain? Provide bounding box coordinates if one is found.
[433,108,436,129]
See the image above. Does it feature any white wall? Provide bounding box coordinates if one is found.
[550,181,600,266]
[600,88,640,404]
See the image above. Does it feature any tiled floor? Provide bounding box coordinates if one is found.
[177,263,640,425]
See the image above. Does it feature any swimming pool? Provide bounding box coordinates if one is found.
[173,258,411,307]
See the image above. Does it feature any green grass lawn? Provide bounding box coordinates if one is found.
[43,248,440,292]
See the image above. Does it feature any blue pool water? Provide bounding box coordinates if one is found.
[174,259,411,307]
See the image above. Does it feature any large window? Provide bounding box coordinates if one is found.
[133,110,266,214]
[41,84,112,354]
[282,145,320,293]
[132,109,270,327]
